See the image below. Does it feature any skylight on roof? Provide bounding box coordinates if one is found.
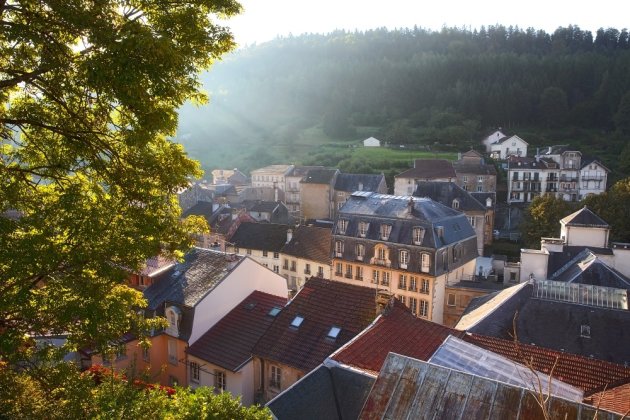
[291,315,304,327]
[268,307,281,317]
[328,326,341,339]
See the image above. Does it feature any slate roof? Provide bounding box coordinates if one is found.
[139,255,176,277]
[280,225,332,265]
[252,277,378,372]
[396,159,456,180]
[580,158,611,172]
[229,222,291,252]
[492,134,528,145]
[452,161,497,176]
[301,168,338,184]
[470,191,496,207]
[464,333,630,394]
[143,248,242,310]
[266,361,375,420]
[507,156,559,170]
[561,206,609,228]
[336,193,477,249]
[182,201,216,224]
[334,173,385,192]
[547,246,614,278]
[359,353,617,420]
[413,181,486,212]
[286,165,325,178]
[248,201,281,213]
[458,283,630,365]
[549,249,630,289]
[331,300,463,374]
[186,291,287,372]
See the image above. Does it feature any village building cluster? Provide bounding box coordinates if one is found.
[78,131,630,418]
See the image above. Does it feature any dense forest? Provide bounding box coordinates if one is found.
[177,25,630,178]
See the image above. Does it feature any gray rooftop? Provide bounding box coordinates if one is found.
[334,173,385,193]
[561,206,609,228]
[413,181,486,212]
[143,248,242,310]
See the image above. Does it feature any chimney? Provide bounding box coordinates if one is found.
[407,197,414,214]
[358,182,363,191]
[286,229,293,244]
[536,147,540,162]
[274,182,278,202]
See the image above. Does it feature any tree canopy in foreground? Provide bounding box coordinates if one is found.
[0,0,237,370]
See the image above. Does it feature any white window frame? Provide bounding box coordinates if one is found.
[214,370,226,391]
[421,253,430,273]
[419,299,429,317]
[270,365,282,389]
[335,240,344,257]
[190,361,200,383]
[447,293,456,306]
[399,249,409,269]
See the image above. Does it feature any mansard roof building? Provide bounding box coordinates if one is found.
[331,192,478,324]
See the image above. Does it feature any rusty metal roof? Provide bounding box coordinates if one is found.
[359,353,622,420]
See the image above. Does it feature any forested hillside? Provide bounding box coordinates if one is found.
[177,25,630,177]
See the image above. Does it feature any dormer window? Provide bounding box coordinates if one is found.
[358,221,369,238]
[356,243,365,261]
[337,219,348,234]
[452,199,459,209]
[335,240,344,257]
[380,224,392,241]
[268,307,281,317]
[291,315,304,328]
[165,306,181,337]
[399,250,409,269]
[580,324,591,338]
[413,227,425,245]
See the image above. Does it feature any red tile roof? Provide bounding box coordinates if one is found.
[186,291,287,371]
[253,277,378,373]
[585,379,630,415]
[331,300,463,374]
[464,333,630,394]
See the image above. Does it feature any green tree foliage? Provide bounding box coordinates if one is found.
[521,195,574,248]
[613,91,630,134]
[539,87,569,127]
[582,178,630,242]
[0,363,271,419]
[0,0,239,365]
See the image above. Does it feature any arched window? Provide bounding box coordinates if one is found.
[452,199,460,209]
[165,306,181,337]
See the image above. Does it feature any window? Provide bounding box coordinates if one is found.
[142,346,150,363]
[452,199,459,209]
[419,300,429,317]
[273,252,279,259]
[263,263,268,268]
[509,271,517,282]
[358,221,369,237]
[290,260,296,272]
[463,176,468,182]
[409,276,417,292]
[246,249,252,255]
[337,219,348,234]
[263,250,268,257]
[234,247,239,254]
[270,366,282,389]
[421,253,430,273]
[318,266,324,277]
[580,325,591,338]
[268,307,281,317]
[409,297,417,315]
[304,263,311,275]
[380,224,392,240]
[413,227,425,245]
[356,243,365,261]
[190,361,200,383]
[345,264,353,279]
[477,185,483,192]
[335,241,344,257]
[283,259,289,270]
[447,293,456,306]
[328,326,341,339]
[468,216,476,227]
[115,344,127,361]
[165,306,181,337]
[168,339,177,365]
[398,274,407,290]
[355,266,363,280]
[399,250,409,268]
[335,262,342,276]
[372,270,380,284]
[399,295,406,305]
[378,247,386,260]
[420,279,430,294]
[273,265,279,273]
[478,176,483,183]
[214,370,226,391]
[291,315,304,328]
[382,271,390,286]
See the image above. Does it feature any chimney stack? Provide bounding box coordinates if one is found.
[358,182,363,191]
[286,229,293,244]
[274,182,278,202]
[407,197,414,214]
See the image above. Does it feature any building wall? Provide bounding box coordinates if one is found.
[189,258,288,345]
[443,286,493,327]
[253,357,304,403]
[561,225,609,248]
[280,255,331,292]
[519,250,549,282]
[490,136,527,159]
[394,176,453,196]
[187,355,256,405]
[226,247,283,275]
[457,173,497,194]
[579,163,608,198]
[300,183,332,220]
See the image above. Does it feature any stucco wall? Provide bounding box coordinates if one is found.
[300,183,332,220]
[561,225,608,248]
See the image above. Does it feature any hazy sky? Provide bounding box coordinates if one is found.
[225,0,629,47]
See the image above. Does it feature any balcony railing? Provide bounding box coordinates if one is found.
[372,258,391,267]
